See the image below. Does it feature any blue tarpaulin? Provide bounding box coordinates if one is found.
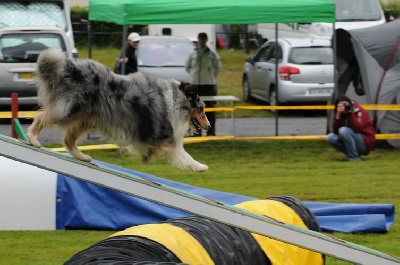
[305,202,395,233]
[56,160,395,233]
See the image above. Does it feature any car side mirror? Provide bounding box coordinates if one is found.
[384,10,392,22]
[246,56,254,64]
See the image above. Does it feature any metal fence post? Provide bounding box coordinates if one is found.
[11,93,18,138]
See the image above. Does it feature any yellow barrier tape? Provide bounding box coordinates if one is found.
[47,134,400,152]
[235,105,333,110]
[17,111,38,118]
[235,104,400,111]
[236,134,400,141]
[376,134,400,140]
[0,113,10,119]
[50,144,120,152]
[0,111,38,119]
[236,135,328,141]
[4,104,400,151]
[184,135,235,144]
[205,107,235,112]
[2,104,400,119]
[363,104,400,110]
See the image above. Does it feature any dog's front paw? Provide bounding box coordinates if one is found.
[191,163,208,172]
[79,154,92,163]
[27,133,42,147]
[69,149,92,163]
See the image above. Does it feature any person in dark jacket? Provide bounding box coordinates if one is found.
[327,95,376,161]
[122,32,140,74]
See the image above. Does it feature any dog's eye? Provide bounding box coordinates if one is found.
[197,107,203,113]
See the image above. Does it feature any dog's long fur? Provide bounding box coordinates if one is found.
[27,48,210,172]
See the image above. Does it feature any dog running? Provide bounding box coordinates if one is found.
[26,48,210,172]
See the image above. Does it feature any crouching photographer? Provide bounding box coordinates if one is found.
[327,95,376,161]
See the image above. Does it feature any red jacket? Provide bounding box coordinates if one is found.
[332,102,376,153]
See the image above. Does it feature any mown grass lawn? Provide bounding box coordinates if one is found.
[1,140,399,265]
[1,45,399,264]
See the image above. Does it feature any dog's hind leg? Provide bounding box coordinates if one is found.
[170,147,208,172]
[64,127,92,162]
[142,147,154,164]
[26,111,47,147]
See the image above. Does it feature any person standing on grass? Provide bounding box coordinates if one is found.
[327,95,376,161]
[185,32,222,136]
[118,32,140,75]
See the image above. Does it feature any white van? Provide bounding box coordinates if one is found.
[0,0,77,57]
[148,24,217,50]
[257,0,387,42]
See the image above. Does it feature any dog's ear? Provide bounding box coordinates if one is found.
[179,82,198,96]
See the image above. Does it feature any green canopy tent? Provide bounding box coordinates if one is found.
[88,0,336,58]
[88,0,335,25]
[88,0,336,135]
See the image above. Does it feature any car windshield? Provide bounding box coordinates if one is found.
[137,42,194,67]
[0,2,67,30]
[0,33,66,63]
[288,47,333,65]
[333,0,382,21]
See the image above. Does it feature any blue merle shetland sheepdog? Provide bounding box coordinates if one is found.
[27,48,210,172]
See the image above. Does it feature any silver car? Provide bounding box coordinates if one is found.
[242,38,334,106]
[114,36,195,81]
[0,27,73,108]
[137,36,196,82]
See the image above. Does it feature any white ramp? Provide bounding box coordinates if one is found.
[0,134,399,264]
[0,156,57,230]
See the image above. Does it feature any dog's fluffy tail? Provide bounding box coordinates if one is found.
[36,48,65,86]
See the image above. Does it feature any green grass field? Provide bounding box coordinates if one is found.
[1,47,399,264]
[1,141,399,264]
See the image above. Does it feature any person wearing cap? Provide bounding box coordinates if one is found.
[185,32,222,136]
[122,32,140,74]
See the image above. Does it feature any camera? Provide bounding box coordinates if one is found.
[343,102,352,112]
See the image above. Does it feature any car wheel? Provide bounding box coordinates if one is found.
[242,77,252,103]
[269,88,278,107]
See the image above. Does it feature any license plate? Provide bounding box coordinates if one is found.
[309,88,333,95]
[19,72,35,79]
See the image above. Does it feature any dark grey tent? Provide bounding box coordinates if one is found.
[335,19,400,147]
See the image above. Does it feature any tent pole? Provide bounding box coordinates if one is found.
[274,23,279,136]
[326,22,337,134]
[333,22,337,97]
[88,20,92,59]
[121,25,128,75]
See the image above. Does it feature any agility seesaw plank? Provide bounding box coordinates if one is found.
[0,134,399,265]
